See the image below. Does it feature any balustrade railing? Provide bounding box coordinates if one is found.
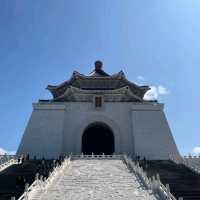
[16,156,71,200]
[0,155,18,172]
[123,155,179,200]
[170,154,200,175]
[71,153,122,160]
[184,156,200,169]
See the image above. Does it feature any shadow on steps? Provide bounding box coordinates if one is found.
[0,160,54,200]
[139,160,200,200]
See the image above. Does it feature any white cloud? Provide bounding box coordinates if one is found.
[192,147,200,155]
[0,148,16,155]
[143,85,170,101]
[143,86,158,101]
[136,75,145,81]
[135,75,170,101]
[158,85,170,95]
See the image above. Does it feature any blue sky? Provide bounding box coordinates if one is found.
[0,0,199,155]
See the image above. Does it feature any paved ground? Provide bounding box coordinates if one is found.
[31,159,158,200]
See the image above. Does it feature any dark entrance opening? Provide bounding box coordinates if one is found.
[82,123,114,155]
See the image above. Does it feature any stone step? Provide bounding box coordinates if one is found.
[31,159,157,200]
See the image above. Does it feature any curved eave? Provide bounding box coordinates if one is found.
[46,71,122,97]
[46,70,150,99]
[46,71,79,97]
[47,82,69,98]
[52,85,143,102]
[119,76,150,99]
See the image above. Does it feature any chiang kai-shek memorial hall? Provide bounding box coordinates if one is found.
[17,61,179,160]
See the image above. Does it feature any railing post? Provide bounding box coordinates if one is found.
[156,173,160,182]
[178,197,183,200]
[148,177,152,190]
[166,183,170,197]
[11,197,15,200]
[39,175,44,189]
[43,177,47,189]
[24,183,29,200]
[152,176,156,191]
[40,175,43,181]
[35,173,39,180]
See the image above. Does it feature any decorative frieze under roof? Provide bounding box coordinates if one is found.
[46,61,150,102]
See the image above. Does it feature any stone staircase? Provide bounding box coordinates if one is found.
[139,160,200,200]
[31,159,157,200]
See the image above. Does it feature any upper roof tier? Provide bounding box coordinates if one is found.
[47,61,150,102]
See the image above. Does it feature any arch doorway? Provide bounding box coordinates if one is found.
[82,123,114,155]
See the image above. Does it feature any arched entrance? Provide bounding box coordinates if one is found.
[82,123,114,155]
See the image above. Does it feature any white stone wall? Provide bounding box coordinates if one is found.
[62,102,134,156]
[17,104,66,159]
[131,104,179,159]
[17,101,179,159]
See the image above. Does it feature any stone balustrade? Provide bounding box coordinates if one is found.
[0,155,18,172]
[184,155,200,168]
[15,156,71,200]
[71,153,122,160]
[124,155,179,200]
[170,154,200,175]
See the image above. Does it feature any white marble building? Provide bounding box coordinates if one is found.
[17,61,179,159]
